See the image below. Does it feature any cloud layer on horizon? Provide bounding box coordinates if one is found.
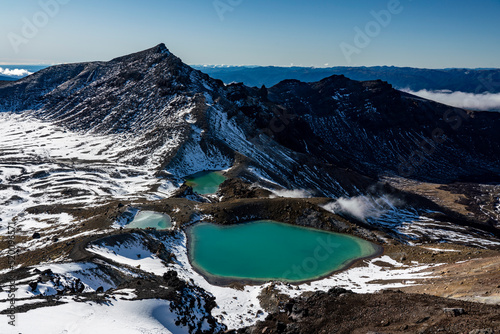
[403,89,500,111]
[0,67,32,77]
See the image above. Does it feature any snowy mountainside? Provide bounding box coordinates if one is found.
[2,44,500,190]
[0,112,181,257]
[0,44,373,197]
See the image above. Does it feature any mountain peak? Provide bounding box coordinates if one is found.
[156,43,169,54]
[110,43,171,63]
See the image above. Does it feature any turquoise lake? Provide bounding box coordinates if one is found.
[126,211,172,230]
[189,220,379,282]
[185,171,226,194]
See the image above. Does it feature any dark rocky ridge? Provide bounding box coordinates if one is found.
[1,44,500,187]
[194,65,500,94]
[238,288,500,334]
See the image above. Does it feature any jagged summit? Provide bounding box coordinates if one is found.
[157,42,169,53]
[0,43,220,134]
[110,43,172,63]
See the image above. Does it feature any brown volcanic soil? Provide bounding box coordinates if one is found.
[383,244,500,266]
[383,177,472,216]
[384,177,500,227]
[400,254,500,305]
[238,288,500,334]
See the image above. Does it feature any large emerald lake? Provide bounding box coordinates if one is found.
[189,220,379,282]
[185,171,226,195]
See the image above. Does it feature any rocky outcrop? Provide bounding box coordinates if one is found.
[218,178,273,201]
[240,289,500,334]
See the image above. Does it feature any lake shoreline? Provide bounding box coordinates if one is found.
[185,220,384,287]
[185,170,226,195]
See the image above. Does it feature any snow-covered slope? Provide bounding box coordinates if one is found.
[3,44,500,194]
[0,112,185,260]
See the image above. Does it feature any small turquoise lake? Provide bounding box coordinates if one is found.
[125,211,172,230]
[185,171,226,194]
[188,220,379,282]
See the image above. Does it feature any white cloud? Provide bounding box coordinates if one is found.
[403,89,500,111]
[322,195,402,221]
[0,67,32,77]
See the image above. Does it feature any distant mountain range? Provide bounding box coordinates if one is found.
[4,64,500,96]
[193,65,500,94]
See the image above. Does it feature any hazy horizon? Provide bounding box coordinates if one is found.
[1,62,499,70]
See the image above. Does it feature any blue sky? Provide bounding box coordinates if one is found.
[1,0,499,68]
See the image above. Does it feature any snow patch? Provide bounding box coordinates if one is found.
[0,298,188,334]
[269,188,311,198]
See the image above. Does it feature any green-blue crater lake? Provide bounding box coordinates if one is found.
[125,211,172,230]
[189,220,379,282]
[185,171,226,194]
